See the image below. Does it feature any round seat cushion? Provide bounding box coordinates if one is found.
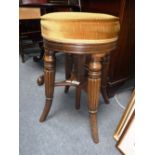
[41,12,120,44]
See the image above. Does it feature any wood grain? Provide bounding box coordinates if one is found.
[39,49,56,122]
[87,55,102,143]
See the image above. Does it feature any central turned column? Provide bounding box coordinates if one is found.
[87,54,102,143]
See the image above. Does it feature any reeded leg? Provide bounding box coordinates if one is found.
[101,54,110,104]
[39,50,56,122]
[64,54,73,93]
[37,74,44,86]
[87,54,102,143]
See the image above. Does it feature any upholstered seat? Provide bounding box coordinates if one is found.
[41,12,120,44]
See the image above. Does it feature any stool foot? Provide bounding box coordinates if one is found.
[39,99,52,122]
[37,74,44,86]
[89,113,99,143]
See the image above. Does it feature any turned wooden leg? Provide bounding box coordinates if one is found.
[101,54,110,104]
[64,54,73,93]
[37,74,44,86]
[87,54,102,143]
[39,50,56,122]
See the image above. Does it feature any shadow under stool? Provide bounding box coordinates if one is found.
[38,12,120,143]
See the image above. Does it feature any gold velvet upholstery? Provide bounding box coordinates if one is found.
[41,12,120,44]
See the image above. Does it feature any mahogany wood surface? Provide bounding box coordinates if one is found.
[87,55,102,143]
[39,50,56,122]
[43,39,117,54]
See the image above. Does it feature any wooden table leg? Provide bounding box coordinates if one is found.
[39,50,56,122]
[101,53,110,104]
[87,54,102,143]
[19,39,25,63]
[33,41,44,62]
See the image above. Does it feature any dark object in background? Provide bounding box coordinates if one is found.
[80,0,135,96]
[19,0,80,62]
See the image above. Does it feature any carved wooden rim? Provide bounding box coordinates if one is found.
[43,39,117,54]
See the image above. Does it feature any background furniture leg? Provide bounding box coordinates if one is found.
[101,53,110,104]
[33,41,44,62]
[19,39,25,63]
